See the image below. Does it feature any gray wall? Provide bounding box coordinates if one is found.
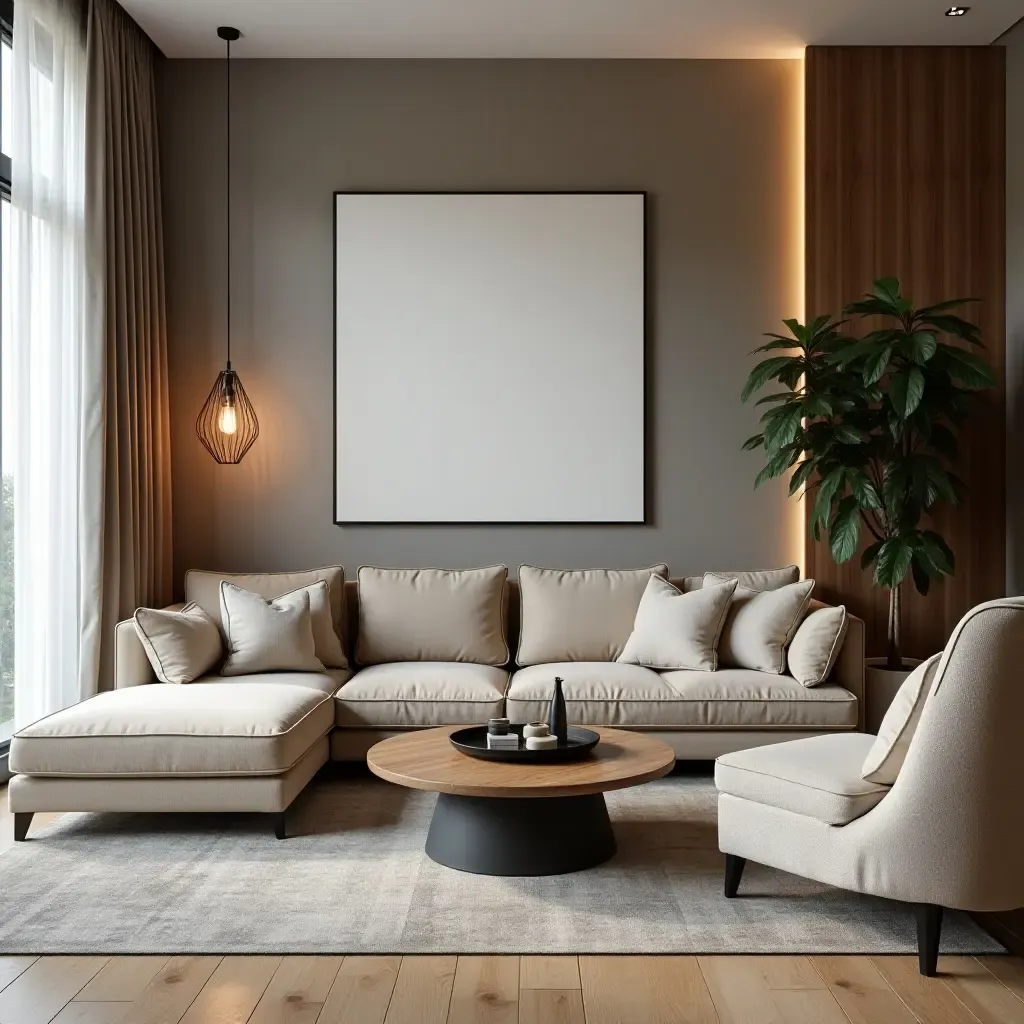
[157,59,804,588]
[1006,26,1024,593]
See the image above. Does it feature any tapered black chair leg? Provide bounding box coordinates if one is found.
[916,903,943,976]
[272,811,287,840]
[724,854,746,898]
[13,813,33,842]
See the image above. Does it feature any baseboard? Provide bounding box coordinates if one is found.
[973,910,1024,956]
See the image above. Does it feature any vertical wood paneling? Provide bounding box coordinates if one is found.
[805,46,1006,658]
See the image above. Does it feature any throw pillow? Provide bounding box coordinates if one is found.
[861,653,942,784]
[219,583,325,676]
[517,564,669,665]
[355,566,508,665]
[696,565,801,592]
[617,575,738,671]
[705,573,815,674]
[133,603,223,684]
[787,601,849,687]
[273,580,347,668]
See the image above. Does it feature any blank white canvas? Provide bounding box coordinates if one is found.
[334,192,645,523]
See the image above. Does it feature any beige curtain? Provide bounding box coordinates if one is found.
[85,0,172,691]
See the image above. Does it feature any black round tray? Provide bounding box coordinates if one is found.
[449,725,600,764]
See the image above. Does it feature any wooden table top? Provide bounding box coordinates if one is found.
[366,726,676,799]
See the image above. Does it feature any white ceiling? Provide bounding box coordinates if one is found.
[118,1,1022,60]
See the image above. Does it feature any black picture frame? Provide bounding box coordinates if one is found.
[332,190,649,527]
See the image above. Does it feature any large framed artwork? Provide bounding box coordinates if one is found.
[333,191,646,524]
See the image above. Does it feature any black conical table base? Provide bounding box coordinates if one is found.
[425,792,617,876]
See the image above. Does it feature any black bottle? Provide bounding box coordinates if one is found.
[547,676,568,743]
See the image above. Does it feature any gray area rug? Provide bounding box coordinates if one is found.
[0,773,1003,955]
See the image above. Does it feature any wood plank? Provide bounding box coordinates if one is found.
[581,956,719,1024]
[0,956,109,1024]
[697,956,787,1024]
[0,957,38,994]
[519,958,580,991]
[119,956,222,1024]
[770,991,852,1024]
[977,956,1024,1002]
[447,957,518,1023]
[756,958,829,991]
[178,956,281,1024]
[517,990,585,1024]
[76,958,169,1002]
[938,957,1024,1024]
[805,45,1006,659]
[316,956,400,1024]
[383,957,456,1024]
[247,957,342,1024]
[870,956,982,1024]
[51,1004,130,1024]
[810,956,921,1024]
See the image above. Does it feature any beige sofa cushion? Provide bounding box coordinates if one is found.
[706,574,814,673]
[697,565,801,592]
[507,663,857,728]
[861,653,941,784]
[8,674,346,777]
[133,603,222,684]
[716,733,889,825]
[220,584,325,677]
[336,662,507,728]
[517,564,668,666]
[788,601,849,687]
[186,567,348,668]
[355,566,508,666]
[617,576,737,671]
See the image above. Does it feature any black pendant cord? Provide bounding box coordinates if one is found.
[225,31,231,370]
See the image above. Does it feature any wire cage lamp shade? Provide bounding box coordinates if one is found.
[196,363,259,464]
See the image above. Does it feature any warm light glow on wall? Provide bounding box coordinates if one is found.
[791,53,807,577]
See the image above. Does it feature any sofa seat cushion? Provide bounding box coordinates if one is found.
[9,673,345,778]
[506,664,858,728]
[715,733,889,825]
[659,670,858,728]
[335,663,508,728]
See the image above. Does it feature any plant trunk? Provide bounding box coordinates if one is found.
[886,584,902,670]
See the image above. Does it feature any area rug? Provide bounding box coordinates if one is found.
[0,773,1003,955]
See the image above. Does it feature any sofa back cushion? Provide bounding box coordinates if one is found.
[680,564,801,593]
[186,566,348,668]
[355,566,509,666]
[517,564,669,666]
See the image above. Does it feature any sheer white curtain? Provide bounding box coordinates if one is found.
[11,0,102,728]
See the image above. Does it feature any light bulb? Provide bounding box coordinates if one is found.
[217,401,237,435]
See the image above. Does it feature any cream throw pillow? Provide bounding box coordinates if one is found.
[702,565,801,591]
[705,574,814,674]
[617,575,738,671]
[219,583,325,676]
[274,580,347,668]
[133,603,223,684]
[787,601,849,687]
[861,653,941,784]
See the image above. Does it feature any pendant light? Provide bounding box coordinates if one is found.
[196,26,259,464]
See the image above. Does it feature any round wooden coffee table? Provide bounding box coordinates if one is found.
[367,726,675,876]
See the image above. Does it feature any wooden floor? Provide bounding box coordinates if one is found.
[3,801,1024,1023]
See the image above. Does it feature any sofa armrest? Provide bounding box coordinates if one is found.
[831,612,866,731]
[113,604,186,689]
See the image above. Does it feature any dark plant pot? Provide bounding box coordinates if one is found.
[865,657,923,733]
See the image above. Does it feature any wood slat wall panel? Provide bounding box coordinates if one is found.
[805,46,1006,659]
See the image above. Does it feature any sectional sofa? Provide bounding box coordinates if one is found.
[7,564,864,839]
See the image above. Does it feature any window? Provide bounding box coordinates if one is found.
[0,0,12,748]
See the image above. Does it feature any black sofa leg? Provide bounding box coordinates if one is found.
[271,811,287,840]
[916,903,943,976]
[13,812,33,842]
[724,854,746,898]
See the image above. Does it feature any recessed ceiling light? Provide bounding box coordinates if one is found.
[945,6,970,15]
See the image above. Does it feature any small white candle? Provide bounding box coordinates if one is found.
[523,722,550,738]
[526,734,558,750]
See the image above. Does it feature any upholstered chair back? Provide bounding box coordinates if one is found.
[869,597,1024,910]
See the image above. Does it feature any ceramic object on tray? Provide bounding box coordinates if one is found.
[450,724,599,763]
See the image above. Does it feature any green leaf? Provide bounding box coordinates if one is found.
[933,345,997,390]
[754,392,792,407]
[833,423,868,445]
[918,530,955,575]
[861,540,883,570]
[741,356,799,402]
[763,404,804,453]
[754,447,798,489]
[788,459,817,496]
[811,467,844,532]
[741,433,765,452]
[928,424,959,461]
[920,313,982,345]
[905,331,937,364]
[873,277,903,305]
[862,342,895,385]
[889,366,925,417]
[829,498,861,564]
[874,538,914,588]
[911,554,932,596]
[847,471,882,509]
[915,297,976,318]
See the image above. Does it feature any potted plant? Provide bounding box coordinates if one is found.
[740,278,996,722]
